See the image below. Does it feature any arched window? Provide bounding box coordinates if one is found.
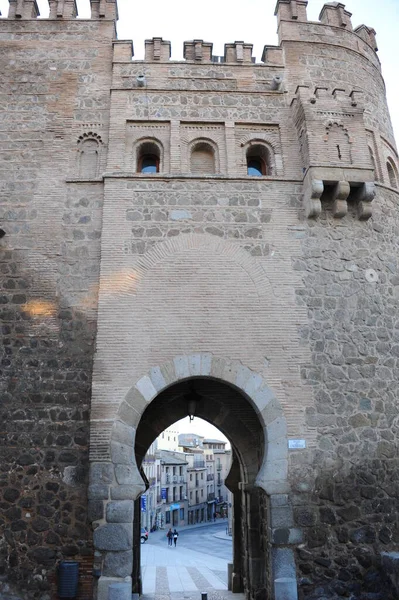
[137,141,161,174]
[78,138,100,179]
[190,142,215,174]
[246,144,271,176]
[387,158,398,189]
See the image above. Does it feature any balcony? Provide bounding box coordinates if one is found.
[207,493,215,501]
[194,461,205,469]
[216,464,222,471]
[172,475,178,483]
[149,477,156,487]
[179,476,185,483]
[207,474,214,481]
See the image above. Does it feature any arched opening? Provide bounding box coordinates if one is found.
[138,417,233,595]
[133,378,267,598]
[92,355,297,600]
[137,140,162,173]
[78,138,99,178]
[246,143,272,176]
[386,158,398,189]
[190,141,216,174]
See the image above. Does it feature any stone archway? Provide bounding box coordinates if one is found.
[90,354,300,600]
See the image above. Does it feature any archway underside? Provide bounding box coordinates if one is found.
[134,378,266,599]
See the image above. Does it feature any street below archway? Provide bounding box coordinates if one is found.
[141,521,241,599]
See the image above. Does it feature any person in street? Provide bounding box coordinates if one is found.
[167,527,173,546]
[173,528,179,547]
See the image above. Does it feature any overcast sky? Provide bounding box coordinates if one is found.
[0,0,397,139]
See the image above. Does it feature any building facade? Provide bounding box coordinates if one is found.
[1,1,399,600]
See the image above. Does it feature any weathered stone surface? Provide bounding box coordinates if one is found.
[106,501,134,523]
[103,550,133,577]
[93,524,133,551]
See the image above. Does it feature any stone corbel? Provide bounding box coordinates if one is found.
[332,180,350,218]
[354,182,375,220]
[303,178,324,218]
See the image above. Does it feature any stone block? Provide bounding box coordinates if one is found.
[267,436,288,462]
[135,375,157,402]
[103,550,133,577]
[159,360,177,385]
[97,577,132,600]
[261,397,284,425]
[270,505,294,529]
[266,417,287,442]
[243,372,263,398]
[110,485,143,500]
[149,366,166,392]
[93,523,133,551]
[200,353,212,376]
[117,402,140,429]
[88,500,104,522]
[114,464,143,486]
[210,357,226,380]
[108,582,131,600]
[111,442,134,465]
[235,364,252,390]
[253,385,275,412]
[90,462,115,484]
[173,355,190,379]
[106,501,133,523]
[88,484,109,500]
[274,577,298,600]
[270,494,289,508]
[112,422,135,447]
[188,353,201,375]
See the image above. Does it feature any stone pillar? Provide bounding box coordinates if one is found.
[183,40,213,62]
[269,494,300,600]
[48,0,78,18]
[274,0,308,24]
[90,421,146,600]
[144,38,171,62]
[8,0,39,19]
[225,122,236,177]
[170,120,181,174]
[319,2,353,30]
[90,0,118,20]
[224,41,253,64]
[354,25,378,52]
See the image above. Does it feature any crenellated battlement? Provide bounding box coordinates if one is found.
[5,0,118,19]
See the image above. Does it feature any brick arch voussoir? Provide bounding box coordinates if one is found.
[122,233,273,302]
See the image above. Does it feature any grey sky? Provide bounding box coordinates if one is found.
[1,0,397,141]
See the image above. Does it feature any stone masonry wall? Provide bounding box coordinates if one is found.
[0,16,114,599]
[293,186,399,599]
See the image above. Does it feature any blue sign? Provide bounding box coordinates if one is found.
[141,496,147,512]
[170,503,180,510]
[161,488,167,500]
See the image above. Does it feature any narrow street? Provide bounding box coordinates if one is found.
[140,521,243,600]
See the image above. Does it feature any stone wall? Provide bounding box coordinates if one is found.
[1,0,399,598]
[0,14,115,599]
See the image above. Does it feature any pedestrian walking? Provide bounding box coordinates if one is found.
[173,528,179,547]
[166,528,173,546]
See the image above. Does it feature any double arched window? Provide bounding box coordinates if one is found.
[136,140,162,174]
[190,141,216,175]
[386,158,398,189]
[246,143,272,177]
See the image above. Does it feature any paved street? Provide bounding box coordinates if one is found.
[141,521,243,600]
